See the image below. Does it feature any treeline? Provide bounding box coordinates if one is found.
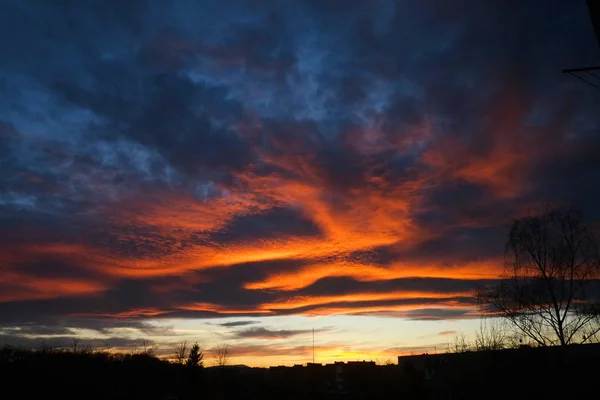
[0,343,408,399]
[0,342,254,400]
[0,343,274,400]
[1,344,185,399]
[446,319,532,354]
[448,318,600,356]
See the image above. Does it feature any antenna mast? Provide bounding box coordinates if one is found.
[312,328,315,364]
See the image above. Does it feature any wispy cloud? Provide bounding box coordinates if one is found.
[234,327,319,340]
[438,330,458,336]
[217,321,259,327]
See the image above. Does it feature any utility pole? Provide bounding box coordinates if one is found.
[562,0,600,88]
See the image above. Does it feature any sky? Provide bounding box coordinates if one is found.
[1,0,600,367]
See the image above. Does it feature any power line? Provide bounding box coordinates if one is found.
[562,65,600,74]
[567,72,600,90]
[585,70,600,80]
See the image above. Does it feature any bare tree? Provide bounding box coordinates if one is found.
[174,341,188,365]
[139,339,156,356]
[505,333,529,349]
[582,321,600,343]
[452,332,471,353]
[71,338,80,353]
[80,344,93,355]
[481,206,600,346]
[474,318,507,351]
[213,343,231,367]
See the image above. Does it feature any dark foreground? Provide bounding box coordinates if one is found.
[1,344,599,399]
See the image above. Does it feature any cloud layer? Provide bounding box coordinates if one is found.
[1,0,599,348]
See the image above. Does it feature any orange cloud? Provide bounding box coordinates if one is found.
[93,172,430,279]
[179,302,273,315]
[0,243,113,301]
[438,330,457,336]
[421,85,539,201]
[0,117,506,320]
[0,273,107,302]
[117,191,272,234]
[259,290,474,311]
[51,124,436,284]
[0,243,91,264]
[301,301,478,317]
[71,308,171,319]
[246,259,502,291]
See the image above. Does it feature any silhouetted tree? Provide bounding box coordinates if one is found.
[71,338,80,353]
[452,332,471,353]
[1,345,178,400]
[140,339,155,356]
[174,341,188,365]
[186,343,203,368]
[481,206,600,346]
[474,318,508,351]
[213,343,231,366]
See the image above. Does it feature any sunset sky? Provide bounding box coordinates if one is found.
[1,0,600,367]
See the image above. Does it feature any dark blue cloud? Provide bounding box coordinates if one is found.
[234,327,316,339]
[217,320,258,327]
[208,207,323,243]
[295,277,492,298]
